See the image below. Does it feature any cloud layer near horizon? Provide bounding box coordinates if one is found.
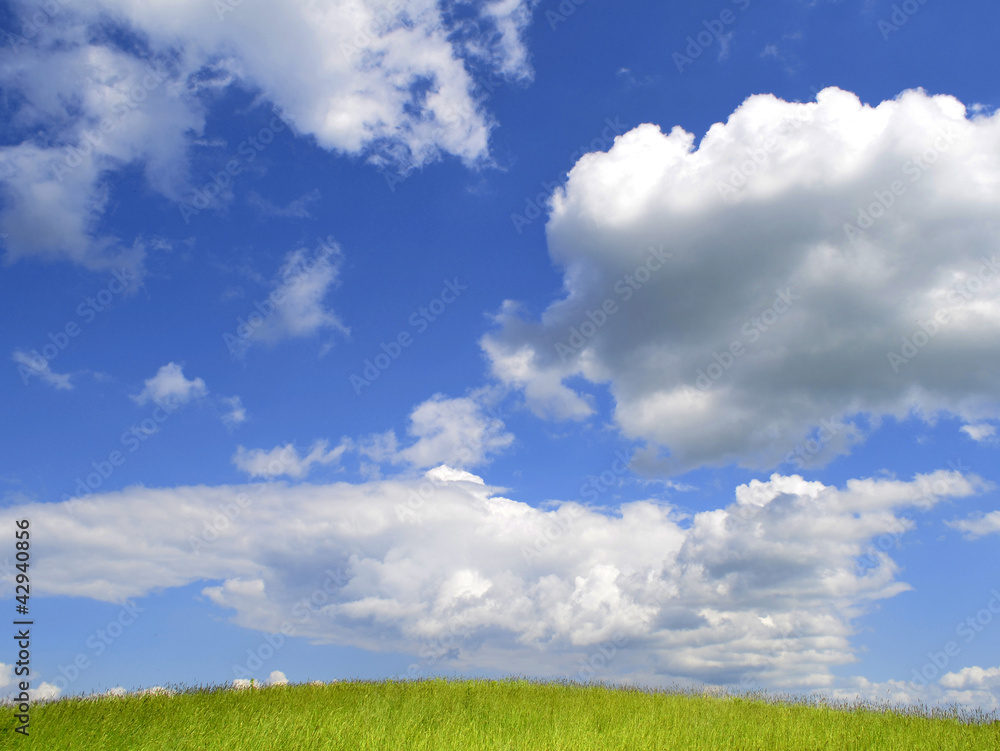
[484,87,1000,474]
[0,465,989,694]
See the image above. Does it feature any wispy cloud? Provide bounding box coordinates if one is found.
[947,511,1000,539]
[13,349,73,390]
[232,439,351,479]
[246,241,350,348]
[221,396,248,428]
[961,423,997,443]
[247,189,320,219]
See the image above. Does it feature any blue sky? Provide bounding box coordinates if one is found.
[2,0,1000,710]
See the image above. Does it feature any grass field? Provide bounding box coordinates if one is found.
[2,678,997,750]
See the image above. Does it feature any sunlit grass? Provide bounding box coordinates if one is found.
[2,677,997,750]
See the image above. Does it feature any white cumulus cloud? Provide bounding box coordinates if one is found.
[395,393,514,469]
[483,87,1000,475]
[267,670,289,686]
[131,363,208,408]
[30,682,62,702]
[356,392,514,471]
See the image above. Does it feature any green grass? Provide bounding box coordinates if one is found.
[2,678,997,750]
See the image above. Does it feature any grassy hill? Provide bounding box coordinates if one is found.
[1,678,997,750]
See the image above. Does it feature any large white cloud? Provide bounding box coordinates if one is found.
[483,87,1000,474]
[0,466,988,693]
[0,0,535,267]
[92,0,533,162]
